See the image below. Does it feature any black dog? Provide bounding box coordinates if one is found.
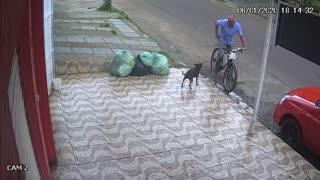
[181,63,203,89]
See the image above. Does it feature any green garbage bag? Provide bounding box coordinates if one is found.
[151,53,169,76]
[109,50,134,77]
[130,55,151,76]
[139,51,155,67]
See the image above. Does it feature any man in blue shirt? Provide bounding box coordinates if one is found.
[215,16,246,71]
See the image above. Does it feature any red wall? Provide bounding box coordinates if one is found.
[1,0,56,179]
[30,0,57,165]
[1,0,28,178]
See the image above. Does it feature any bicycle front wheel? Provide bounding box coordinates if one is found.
[223,63,238,93]
[210,48,219,74]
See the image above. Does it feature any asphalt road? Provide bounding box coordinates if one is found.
[114,0,320,168]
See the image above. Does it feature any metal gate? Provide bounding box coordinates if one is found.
[44,0,54,93]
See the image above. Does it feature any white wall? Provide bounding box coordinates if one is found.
[8,52,41,180]
[44,0,54,93]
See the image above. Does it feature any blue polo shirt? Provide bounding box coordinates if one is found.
[216,19,243,45]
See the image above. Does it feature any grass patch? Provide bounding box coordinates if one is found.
[158,50,188,69]
[111,30,117,34]
[97,5,111,12]
[97,6,130,20]
[112,7,130,20]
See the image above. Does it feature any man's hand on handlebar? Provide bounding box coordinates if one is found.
[233,47,246,53]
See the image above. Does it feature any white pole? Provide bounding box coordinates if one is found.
[247,0,275,135]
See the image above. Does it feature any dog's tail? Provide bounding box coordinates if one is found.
[182,71,186,75]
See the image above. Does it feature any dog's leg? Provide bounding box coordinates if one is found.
[181,78,186,88]
[189,79,193,89]
[196,75,199,85]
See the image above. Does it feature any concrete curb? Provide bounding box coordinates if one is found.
[207,77,255,116]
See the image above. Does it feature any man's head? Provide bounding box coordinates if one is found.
[227,16,235,27]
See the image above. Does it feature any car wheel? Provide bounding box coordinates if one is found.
[280,118,302,149]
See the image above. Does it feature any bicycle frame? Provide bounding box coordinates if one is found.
[219,49,240,70]
[211,46,244,74]
[211,46,244,93]
[220,59,234,71]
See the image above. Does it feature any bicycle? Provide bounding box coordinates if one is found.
[210,46,245,93]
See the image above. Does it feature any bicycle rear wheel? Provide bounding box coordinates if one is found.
[223,63,238,93]
[210,48,219,74]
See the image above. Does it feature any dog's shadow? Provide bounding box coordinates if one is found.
[180,85,200,100]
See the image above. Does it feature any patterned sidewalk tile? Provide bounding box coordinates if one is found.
[264,145,311,172]
[55,147,76,165]
[237,152,287,179]
[168,170,213,180]
[219,136,266,160]
[51,165,81,180]
[282,163,320,179]
[206,161,258,179]
[50,71,320,179]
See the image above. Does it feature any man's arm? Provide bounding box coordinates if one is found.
[237,23,246,50]
[239,35,246,50]
[215,23,219,40]
[215,19,223,40]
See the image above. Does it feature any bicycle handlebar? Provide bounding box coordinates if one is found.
[231,48,246,53]
[219,47,246,53]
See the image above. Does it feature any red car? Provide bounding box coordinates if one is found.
[273,86,320,155]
